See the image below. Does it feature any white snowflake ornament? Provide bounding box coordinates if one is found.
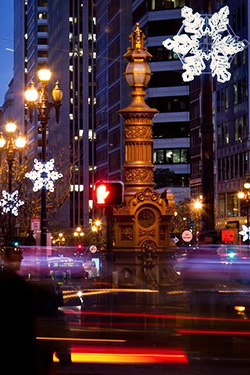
[25,158,63,192]
[0,190,24,216]
[163,6,248,83]
[239,225,250,242]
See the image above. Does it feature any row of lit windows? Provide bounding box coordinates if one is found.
[148,46,178,62]
[153,148,189,164]
[234,78,248,105]
[234,115,247,142]
[217,115,248,146]
[216,87,229,113]
[149,0,186,11]
[218,193,239,218]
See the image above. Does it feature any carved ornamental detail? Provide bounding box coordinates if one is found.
[139,240,158,289]
[136,188,160,203]
[120,225,133,241]
[124,169,154,183]
[139,228,156,238]
[124,126,152,139]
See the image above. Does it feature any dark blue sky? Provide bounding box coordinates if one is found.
[0,0,13,105]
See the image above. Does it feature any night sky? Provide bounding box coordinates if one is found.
[0,0,14,106]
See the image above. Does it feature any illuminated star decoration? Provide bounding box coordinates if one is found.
[0,190,24,216]
[25,158,63,192]
[162,6,248,83]
[239,225,250,242]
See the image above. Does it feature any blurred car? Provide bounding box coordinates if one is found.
[48,256,89,284]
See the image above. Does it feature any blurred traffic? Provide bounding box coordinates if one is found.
[0,243,249,372]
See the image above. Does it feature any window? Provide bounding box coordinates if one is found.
[148,96,189,113]
[149,0,186,11]
[38,0,48,6]
[149,71,184,87]
[148,46,178,62]
[38,25,48,32]
[234,83,238,105]
[148,19,182,37]
[153,148,189,164]
[38,38,47,44]
[153,122,189,138]
[109,151,121,171]
[108,83,120,106]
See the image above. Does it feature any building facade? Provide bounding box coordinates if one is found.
[189,0,250,239]
[13,0,96,231]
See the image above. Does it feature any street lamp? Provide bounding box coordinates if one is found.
[193,197,203,243]
[25,62,63,247]
[0,117,26,243]
[91,219,102,250]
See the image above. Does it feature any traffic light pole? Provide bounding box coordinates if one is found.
[105,206,114,287]
[105,206,114,326]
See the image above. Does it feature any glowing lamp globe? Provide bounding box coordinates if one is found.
[6,120,17,133]
[15,135,26,149]
[238,191,245,199]
[125,60,151,87]
[38,67,51,82]
[92,225,97,233]
[194,201,202,209]
[25,82,39,102]
[0,133,6,148]
[244,182,250,190]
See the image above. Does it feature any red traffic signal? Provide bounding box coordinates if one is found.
[94,180,124,206]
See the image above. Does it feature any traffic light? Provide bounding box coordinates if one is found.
[94,180,124,206]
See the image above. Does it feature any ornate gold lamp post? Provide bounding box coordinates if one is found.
[114,24,175,293]
[25,63,63,247]
[0,117,26,243]
[120,23,157,202]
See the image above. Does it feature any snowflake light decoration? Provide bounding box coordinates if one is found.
[162,6,248,83]
[25,158,63,192]
[0,190,24,216]
[239,225,250,242]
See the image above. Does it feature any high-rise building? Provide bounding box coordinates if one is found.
[132,0,190,201]
[189,0,249,237]
[95,0,132,182]
[95,0,190,203]
[213,0,249,235]
[13,0,96,231]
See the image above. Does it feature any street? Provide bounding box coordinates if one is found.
[57,360,250,375]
